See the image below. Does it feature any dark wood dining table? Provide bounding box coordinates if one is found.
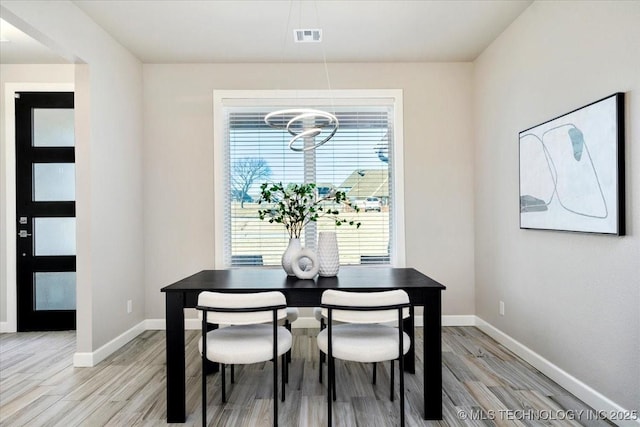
[161,266,445,422]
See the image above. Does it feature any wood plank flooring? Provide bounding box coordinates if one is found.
[0,327,615,426]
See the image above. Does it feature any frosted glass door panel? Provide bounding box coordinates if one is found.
[35,272,76,310]
[33,163,75,201]
[34,218,76,255]
[33,109,75,147]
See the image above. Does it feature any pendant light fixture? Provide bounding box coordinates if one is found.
[264,108,339,152]
[264,1,339,152]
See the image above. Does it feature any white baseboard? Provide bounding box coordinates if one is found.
[73,320,146,367]
[0,321,12,333]
[442,315,476,326]
[145,314,474,330]
[145,318,203,330]
[144,318,169,330]
[147,317,317,330]
[476,317,640,427]
[290,316,320,328]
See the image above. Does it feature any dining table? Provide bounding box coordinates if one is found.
[161,266,445,422]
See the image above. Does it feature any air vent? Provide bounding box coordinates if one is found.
[294,29,322,43]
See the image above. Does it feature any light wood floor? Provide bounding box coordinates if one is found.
[0,327,614,426]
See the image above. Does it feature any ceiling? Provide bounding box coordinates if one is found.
[1,0,533,64]
[0,18,70,64]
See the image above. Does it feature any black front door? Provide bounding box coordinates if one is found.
[15,92,76,331]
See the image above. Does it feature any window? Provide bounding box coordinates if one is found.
[213,90,405,268]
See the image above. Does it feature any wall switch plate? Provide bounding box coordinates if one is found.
[127,300,132,314]
[499,301,505,316]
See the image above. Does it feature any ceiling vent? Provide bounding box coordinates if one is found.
[294,29,322,43]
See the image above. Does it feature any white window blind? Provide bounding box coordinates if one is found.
[215,91,403,268]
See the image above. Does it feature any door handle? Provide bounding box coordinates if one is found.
[18,230,32,238]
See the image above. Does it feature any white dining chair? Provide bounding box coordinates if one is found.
[197,291,292,427]
[231,254,298,365]
[227,305,298,384]
[317,289,411,426]
[315,306,388,386]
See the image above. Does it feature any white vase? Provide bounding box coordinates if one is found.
[291,248,319,280]
[317,231,340,277]
[282,238,302,276]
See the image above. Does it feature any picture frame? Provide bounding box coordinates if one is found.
[519,93,625,235]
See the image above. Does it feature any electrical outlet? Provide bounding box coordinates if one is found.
[499,301,505,316]
[127,300,133,314]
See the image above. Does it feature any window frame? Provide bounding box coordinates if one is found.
[213,89,405,269]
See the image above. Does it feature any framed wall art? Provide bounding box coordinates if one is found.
[519,93,625,235]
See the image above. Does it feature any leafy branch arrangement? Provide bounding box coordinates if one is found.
[257,182,360,239]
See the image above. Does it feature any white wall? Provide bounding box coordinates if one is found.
[0,65,75,327]
[142,63,476,320]
[1,1,145,355]
[474,0,640,412]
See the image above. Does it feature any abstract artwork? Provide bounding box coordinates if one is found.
[519,93,625,235]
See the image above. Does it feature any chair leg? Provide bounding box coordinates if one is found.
[221,363,226,403]
[281,354,286,402]
[284,354,288,384]
[231,364,235,383]
[273,356,278,427]
[390,360,394,402]
[318,318,325,384]
[319,318,325,364]
[202,357,207,426]
[331,357,336,402]
[399,359,405,426]
[285,320,292,364]
[327,354,333,427]
[372,362,377,385]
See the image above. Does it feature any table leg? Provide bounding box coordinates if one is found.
[166,292,186,423]
[402,306,416,374]
[423,291,443,419]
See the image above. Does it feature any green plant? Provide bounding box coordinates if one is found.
[257,182,360,239]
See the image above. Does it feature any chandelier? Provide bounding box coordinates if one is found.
[264,108,339,152]
[265,1,339,152]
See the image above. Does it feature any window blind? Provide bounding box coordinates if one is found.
[222,103,394,268]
